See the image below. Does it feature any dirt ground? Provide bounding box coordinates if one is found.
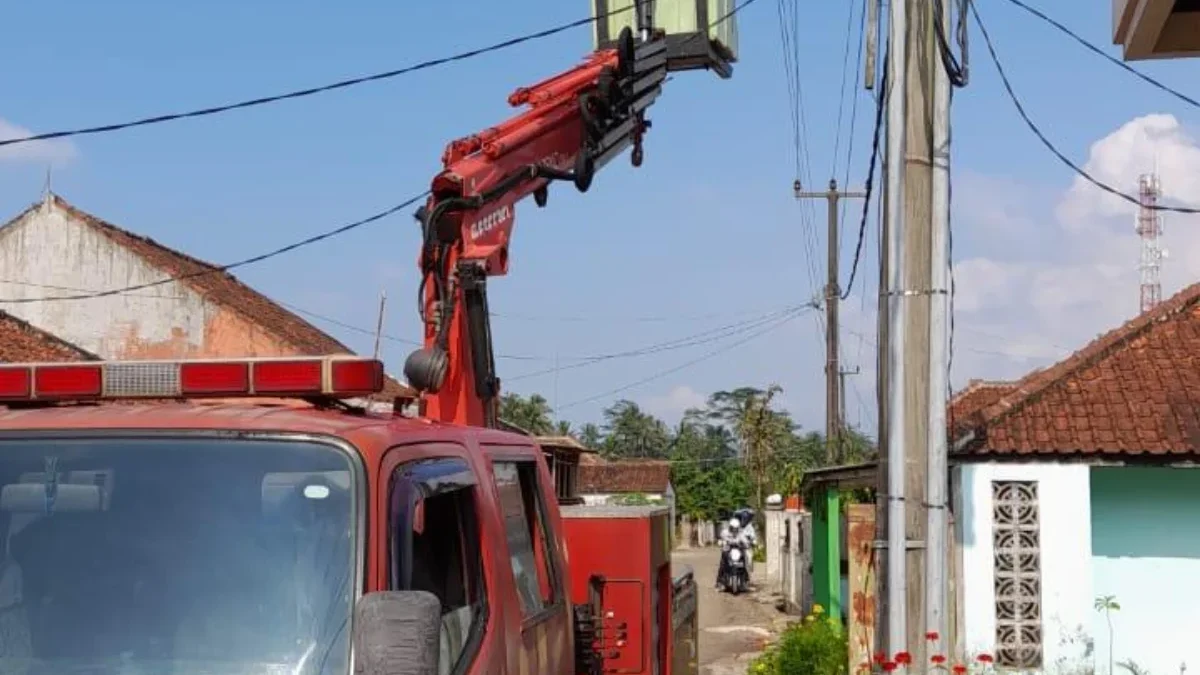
[672,547,789,675]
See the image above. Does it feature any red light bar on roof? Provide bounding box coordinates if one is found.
[0,357,385,403]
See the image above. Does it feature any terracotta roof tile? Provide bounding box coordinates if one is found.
[954,283,1200,458]
[578,458,671,494]
[0,312,97,363]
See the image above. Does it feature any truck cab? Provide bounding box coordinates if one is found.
[0,356,696,675]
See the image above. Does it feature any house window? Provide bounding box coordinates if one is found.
[492,460,560,620]
[991,480,1043,669]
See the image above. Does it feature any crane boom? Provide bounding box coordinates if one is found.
[403,27,668,428]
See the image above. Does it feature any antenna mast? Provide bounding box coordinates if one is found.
[1137,172,1164,313]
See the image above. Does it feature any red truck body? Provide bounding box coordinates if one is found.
[0,357,698,675]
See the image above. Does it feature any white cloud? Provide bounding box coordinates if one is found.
[1057,113,1200,228]
[641,385,706,426]
[950,113,1200,389]
[0,118,77,165]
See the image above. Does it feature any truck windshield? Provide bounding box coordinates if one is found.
[0,435,358,675]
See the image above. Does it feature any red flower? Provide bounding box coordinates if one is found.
[895,652,913,666]
[931,655,948,665]
[883,662,898,673]
[925,631,940,641]
[874,652,889,665]
[977,654,994,664]
[952,665,967,675]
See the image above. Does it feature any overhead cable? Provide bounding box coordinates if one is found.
[998,0,1199,111]
[291,301,803,364]
[840,47,889,300]
[506,305,811,381]
[971,2,1200,214]
[0,192,430,303]
[554,307,806,411]
[0,7,637,149]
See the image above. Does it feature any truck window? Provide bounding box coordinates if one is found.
[0,436,357,675]
[491,460,559,620]
[389,457,484,675]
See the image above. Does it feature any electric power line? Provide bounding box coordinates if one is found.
[292,301,804,365]
[971,1,1200,215]
[0,6,638,149]
[0,192,429,304]
[4,0,762,305]
[555,307,806,412]
[831,0,860,179]
[506,305,812,381]
[840,47,889,301]
[998,0,1199,111]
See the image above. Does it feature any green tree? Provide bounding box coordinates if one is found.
[576,423,603,450]
[706,385,793,512]
[600,400,671,459]
[499,392,554,435]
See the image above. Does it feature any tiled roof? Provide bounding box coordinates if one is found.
[3,196,412,401]
[954,283,1200,459]
[578,458,671,494]
[949,379,1017,424]
[0,312,98,363]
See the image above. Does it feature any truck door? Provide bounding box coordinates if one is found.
[485,452,572,675]
[384,448,499,675]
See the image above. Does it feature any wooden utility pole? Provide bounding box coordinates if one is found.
[796,179,866,466]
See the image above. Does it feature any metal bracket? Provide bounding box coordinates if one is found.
[872,540,926,550]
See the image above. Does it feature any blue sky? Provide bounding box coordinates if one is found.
[1,0,1198,435]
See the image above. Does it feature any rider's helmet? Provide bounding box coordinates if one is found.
[728,517,741,533]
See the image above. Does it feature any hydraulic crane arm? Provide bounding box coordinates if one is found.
[403,27,667,428]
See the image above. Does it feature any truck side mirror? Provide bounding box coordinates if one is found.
[353,591,442,675]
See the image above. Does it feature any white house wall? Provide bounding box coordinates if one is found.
[1090,467,1200,675]
[957,463,1094,674]
[0,202,209,357]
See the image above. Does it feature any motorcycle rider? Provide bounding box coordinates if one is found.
[733,508,758,574]
[715,516,742,590]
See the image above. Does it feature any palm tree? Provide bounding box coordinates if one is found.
[1095,595,1120,675]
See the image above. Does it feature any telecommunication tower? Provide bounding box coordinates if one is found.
[1136,173,1164,313]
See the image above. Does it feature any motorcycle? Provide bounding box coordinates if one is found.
[720,540,750,595]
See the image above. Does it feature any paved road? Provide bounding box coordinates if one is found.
[672,547,783,675]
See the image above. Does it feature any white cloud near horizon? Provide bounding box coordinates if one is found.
[950,113,1200,388]
[0,118,77,166]
[641,384,707,426]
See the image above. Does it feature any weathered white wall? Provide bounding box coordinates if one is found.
[957,463,1094,674]
[0,200,209,357]
[580,492,665,506]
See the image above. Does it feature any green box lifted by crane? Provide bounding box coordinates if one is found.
[591,0,739,78]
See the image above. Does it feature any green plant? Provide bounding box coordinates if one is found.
[750,604,847,675]
[1095,594,1121,675]
[610,492,652,506]
[753,544,767,563]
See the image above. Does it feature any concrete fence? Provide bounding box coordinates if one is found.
[675,516,719,549]
[765,507,813,615]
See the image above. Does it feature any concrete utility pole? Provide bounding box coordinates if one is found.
[839,365,861,460]
[899,0,940,662]
[926,0,954,662]
[881,0,909,659]
[796,179,867,466]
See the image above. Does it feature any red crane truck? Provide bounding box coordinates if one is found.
[0,8,732,675]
